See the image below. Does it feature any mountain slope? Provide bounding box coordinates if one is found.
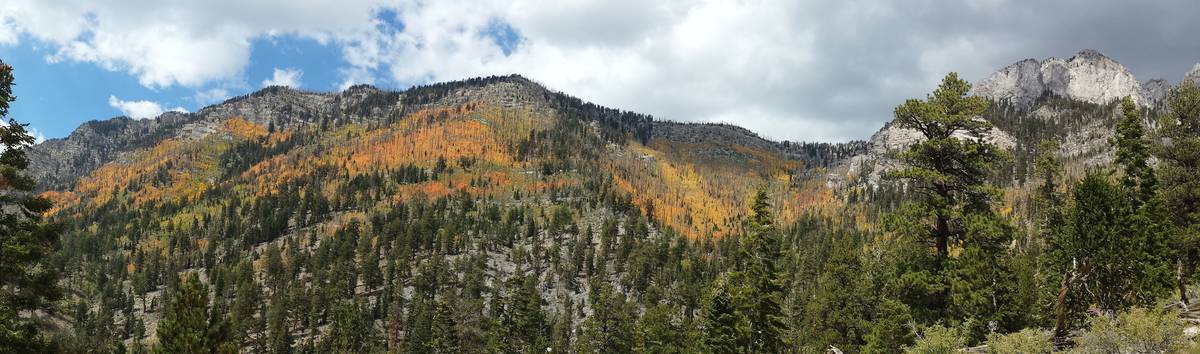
[33,75,875,349]
[37,75,857,239]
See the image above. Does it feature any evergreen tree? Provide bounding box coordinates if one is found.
[1050,172,1174,336]
[1114,97,1157,207]
[428,297,459,354]
[888,72,1005,259]
[574,279,634,353]
[885,73,1011,331]
[0,58,60,353]
[802,230,871,351]
[498,273,547,352]
[704,276,746,354]
[550,297,574,353]
[861,299,915,354]
[265,294,293,354]
[321,300,379,353]
[635,303,686,353]
[738,189,789,352]
[1111,96,1175,311]
[1158,79,1200,305]
[1034,140,1066,236]
[155,273,235,354]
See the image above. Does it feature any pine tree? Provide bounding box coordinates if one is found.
[1034,140,1065,232]
[803,230,871,351]
[738,189,789,352]
[1111,96,1175,309]
[861,299,915,354]
[1050,171,1173,336]
[635,303,686,353]
[550,297,574,353]
[704,277,746,354]
[1114,97,1157,207]
[885,73,1011,330]
[429,297,459,354]
[888,72,1006,259]
[0,58,61,353]
[499,273,547,352]
[321,300,379,353]
[574,279,634,353]
[266,294,293,354]
[1158,79,1200,306]
[156,273,235,354]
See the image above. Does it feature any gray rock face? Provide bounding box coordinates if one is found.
[25,113,195,190]
[841,120,1015,186]
[1186,63,1200,83]
[1142,78,1172,106]
[974,49,1148,107]
[974,58,1047,106]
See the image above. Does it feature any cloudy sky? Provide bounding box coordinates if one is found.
[1,0,1198,142]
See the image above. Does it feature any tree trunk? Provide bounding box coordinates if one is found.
[1179,258,1190,307]
[934,214,949,259]
[1054,264,1089,339]
[1053,272,1072,338]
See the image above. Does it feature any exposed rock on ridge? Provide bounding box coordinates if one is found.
[842,120,1015,186]
[973,49,1149,107]
[1187,63,1200,83]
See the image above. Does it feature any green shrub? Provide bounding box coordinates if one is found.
[986,328,1055,354]
[904,325,965,354]
[1072,307,1184,353]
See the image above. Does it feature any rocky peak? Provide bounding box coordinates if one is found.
[1142,78,1171,106]
[1073,48,1109,60]
[1186,63,1200,83]
[974,49,1147,107]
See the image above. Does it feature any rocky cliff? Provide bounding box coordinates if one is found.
[839,49,1198,189]
[973,49,1152,107]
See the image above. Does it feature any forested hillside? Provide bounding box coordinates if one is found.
[2,50,1200,353]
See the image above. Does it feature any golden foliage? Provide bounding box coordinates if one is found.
[222,117,268,139]
[605,138,832,238]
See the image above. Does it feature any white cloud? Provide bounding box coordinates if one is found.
[29,127,45,144]
[4,0,1199,141]
[107,95,185,120]
[192,87,233,105]
[0,0,387,88]
[262,68,302,88]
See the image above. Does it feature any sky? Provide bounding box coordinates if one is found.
[1,0,1198,143]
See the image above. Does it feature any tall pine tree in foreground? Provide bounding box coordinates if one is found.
[1050,97,1174,337]
[0,58,61,353]
[1158,79,1200,306]
[1112,96,1174,308]
[888,72,1005,260]
[885,72,1015,335]
[738,189,789,352]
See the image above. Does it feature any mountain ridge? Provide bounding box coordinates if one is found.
[973,49,1156,107]
[29,74,861,192]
